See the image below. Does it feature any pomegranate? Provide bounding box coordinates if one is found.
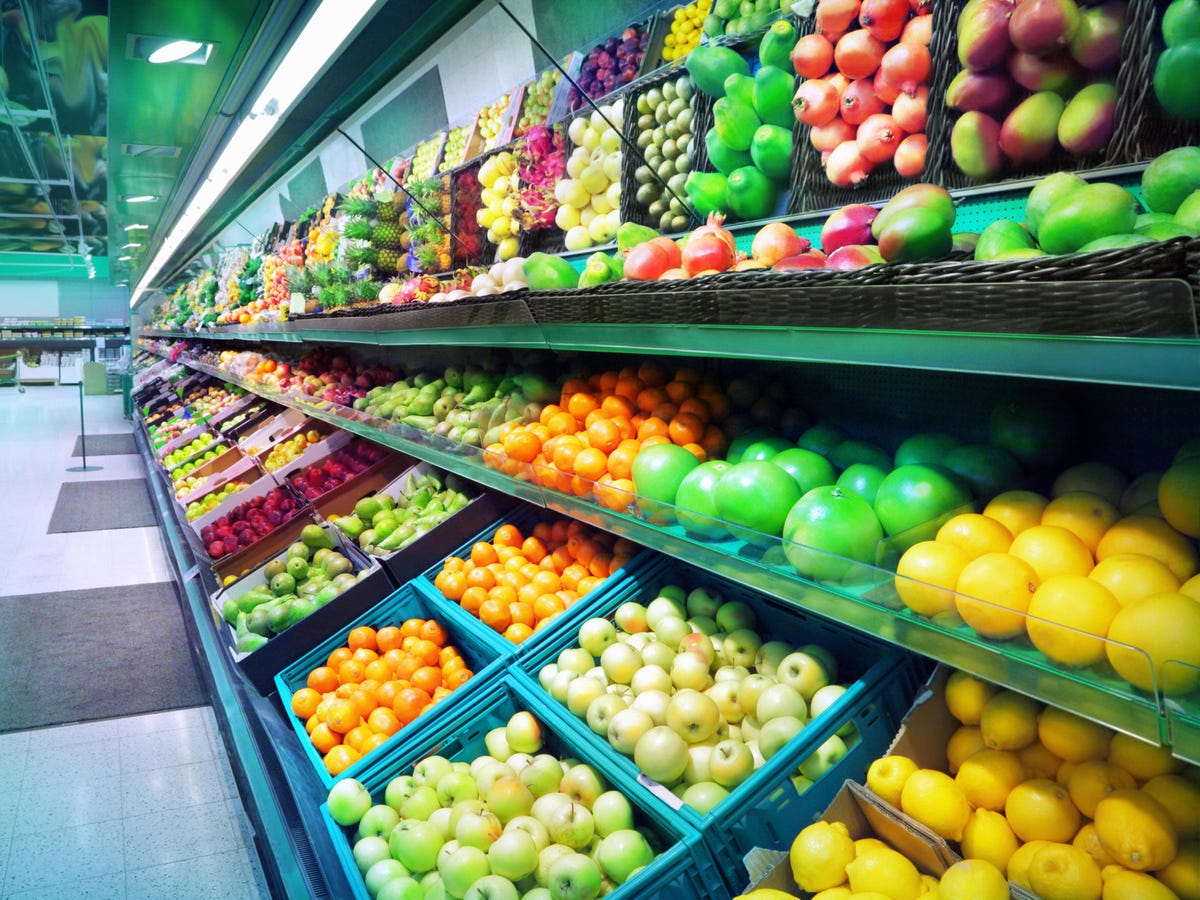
[892,86,928,133]
[856,113,906,162]
[773,250,829,270]
[751,222,810,265]
[835,30,887,79]
[625,237,682,280]
[810,116,857,152]
[828,72,852,100]
[826,140,876,186]
[793,79,841,127]
[859,0,910,41]
[874,68,903,104]
[840,79,886,125]
[901,14,932,45]
[879,42,931,95]
[893,133,927,178]
[792,34,835,79]
[681,214,736,275]
[817,0,863,36]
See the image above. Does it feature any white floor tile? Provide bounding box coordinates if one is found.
[12,773,124,835]
[20,741,114,788]
[116,706,210,738]
[5,818,125,894]
[119,725,214,774]
[119,758,235,818]
[125,849,265,900]
[25,717,122,752]
[4,870,126,900]
[121,800,243,869]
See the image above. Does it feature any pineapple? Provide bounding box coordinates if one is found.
[371,221,405,249]
[340,196,376,220]
[415,243,441,273]
[343,219,373,242]
[376,248,401,274]
[351,280,382,305]
[375,196,400,222]
[322,283,351,308]
[344,245,378,270]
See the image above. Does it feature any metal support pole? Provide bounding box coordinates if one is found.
[67,381,102,472]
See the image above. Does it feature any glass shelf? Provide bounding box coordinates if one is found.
[142,342,1200,763]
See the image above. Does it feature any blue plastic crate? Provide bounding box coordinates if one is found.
[273,582,508,789]
[411,503,652,665]
[515,554,922,893]
[321,673,725,900]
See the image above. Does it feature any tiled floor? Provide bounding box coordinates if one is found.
[0,385,271,899]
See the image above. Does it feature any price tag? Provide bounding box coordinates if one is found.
[289,293,307,315]
[636,774,684,810]
[183,564,200,582]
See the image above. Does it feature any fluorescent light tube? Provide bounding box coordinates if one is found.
[149,40,204,64]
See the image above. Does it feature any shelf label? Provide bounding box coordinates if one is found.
[636,774,684,810]
[183,564,200,582]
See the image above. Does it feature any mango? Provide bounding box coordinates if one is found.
[1026,171,1087,239]
[1058,81,1115,155]
[706,127,754,175]
[951,111,1004,179]
[523,252,580,291]
[1010,0,1082,55]
[1140,221,1199,241]
[685,171,730,217]
[725,165,778,220]
[873,184,956,240]
[1142,146,1200,213]
[1175,190,1200,230]
[1000,91,1065,163]
[975,220,1038,261]
[714,96,761,151]
[686,45,751,98]
[1010,52,1082,95]
[877,207,955,262]
[1135,212,1178,233]
[724,73,757,107]
[1155,43,1200,121]
[753,66,796,129]
[945,69,1013,113]
[957,0,1016,71]
[1077,233,1154,252]
[953,232,980,253]
[993,247,1049,259]
[750,125,793,181]
[1069,1,1126,72]
[1163,0,1200,47]
[759,19,798,71]
[1038,182,1139,254]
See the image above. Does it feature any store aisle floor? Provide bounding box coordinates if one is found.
[0,385,271,899]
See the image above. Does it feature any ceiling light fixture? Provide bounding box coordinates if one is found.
[124,223,149,231]
[123,194,159,203]
[148,39,205,64]
[119,255,132,261]
[121,242,142,249]
[130,0,382,309]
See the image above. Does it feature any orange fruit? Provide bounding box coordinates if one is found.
[347,626,377,652]
[393,687,432,725]
[471,542,499,567]
[1009,525,1095,580]
[494,524,523,547]
[326,647,353,670]
[307,666,339,694]
[937,514,1014,559]
[411,666,443,695]
[668,413,705,446]
[504,623,534,643]
[324,744,361,776]
[1096,515,1199,581]
[587,418,622,454]
[375,626,404,653]
[325,699,362,735]
[573,448,609,483]
[982,490,1049,537]
[309,723,339,754]
[955,553,1040,640]
[434,570,466,601]
[291,687,321,720]
[344,724,374,752]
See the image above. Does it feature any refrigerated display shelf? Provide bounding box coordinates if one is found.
[141,343,1200,764]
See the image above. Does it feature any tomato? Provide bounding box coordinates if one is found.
[873,464,972,544]
[943,444,1023,498]
[830,439,891,472]
[893,432,960,467]
[726,429,776,464]
[674,460,733,540]
[715,461,804,546]
[836,463,888,505]
[631,443,701,524]
[771,448,837,493]
[797,424,845,458]
[784,485,884,583]
[738,436,793,462]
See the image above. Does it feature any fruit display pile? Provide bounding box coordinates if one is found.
[1155,0,1200,122]
[219,527,363,654]
[187,384,246,420]
[199,485,304,559]
[439,124,474,174]
[325,709,674,898]
[514,69,561,137]
[261,427,325,471]
[477,93,511,151]
[535,576,857,814]
[662,0,712,61]
[409,135,444,182]
[185,480,250,520]
[631,73,700,232]
[948,0,1124,179]
[794,0,932,185]
[568,25,651,112]
[704,0,799,39]
[430,517,638,643]
[289,618,477,775]
[287,437,393,501]
[331,470,473,557]
[557,105,624,251]
[164,433,228,477]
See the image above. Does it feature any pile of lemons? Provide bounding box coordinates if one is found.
[661,0,713,62]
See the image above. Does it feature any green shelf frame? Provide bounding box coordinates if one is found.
[140,343,1198,763]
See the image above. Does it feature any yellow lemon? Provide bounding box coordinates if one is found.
[1038,706,1114,763]
[811,888,853,900]
[983,490,1050,537]
[1021,740,1066,779]
[1059,759,1081,788]
[1011,524,1096,580]
[1009,840,1055,888]
[1027,575,1121,667]
[1108,733,1186,781]
[1106,593,1200,695]
[900,769,972,842]
[944,670,996,726]
[1089,554,1181,607]
[946,725,986,774]
[1006,778,1084,843]
[961,807,1020,872]
[1100,867,1180,900]
[867,755,919,808]
[790,820,857,892]
[848,893,897,900]
[1181,573,1200,601]
[917,873,939,896]
[1096,516,1199,582]
[896,541,971,616]
[1121,471,1164,516]
[1028,842,1104,900]
[1156,839,1200,900]
[955,552,1039,639]
[937,858,1009,900]
[1159,458,1200,538]
[1094,789,1179,871]
[956,748,1027,810]
[844,846,922,900]
[854,838,890,856]
[937,513,1014,559]
[980,690,1040,751]
[1068,760,1138,818]
[1075,822,1118,869]
[1054,462,1129,508]
[1142,775,1200,839]
[1043,491,1121,553]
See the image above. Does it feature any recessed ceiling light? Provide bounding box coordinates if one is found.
[149,40,204,63]
[124,223,149,231]
[122,195,159,203]
[121,242,142,249]
[118,255,132,261]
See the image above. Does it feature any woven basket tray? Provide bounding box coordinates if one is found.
[926,0,1138,190]
[1108,0,1200,163]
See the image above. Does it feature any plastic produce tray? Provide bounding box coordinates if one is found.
[274,582,508,788]
[324,674,726,900]
[411,503,650,662]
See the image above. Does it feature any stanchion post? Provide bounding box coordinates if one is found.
[67,380,102,473]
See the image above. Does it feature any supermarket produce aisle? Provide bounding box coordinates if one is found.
[0,385,270,899]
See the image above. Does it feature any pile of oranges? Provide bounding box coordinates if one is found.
[289,619,474,775]
[432,518,638,643]
[484,362,732,511]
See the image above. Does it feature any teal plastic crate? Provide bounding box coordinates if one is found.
[322,673,725,900]
[274,582,509,789]
[515,555,922,894]
[412,503,652,664]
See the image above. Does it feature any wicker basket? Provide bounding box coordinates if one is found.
[1108,0,1200,163]
[926,0,1138,190]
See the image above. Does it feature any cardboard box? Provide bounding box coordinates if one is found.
[174,447,256,503]
[264,426,351,481]
[206,498,314,587]
[156,422,213,459]
[187,470,284,534]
